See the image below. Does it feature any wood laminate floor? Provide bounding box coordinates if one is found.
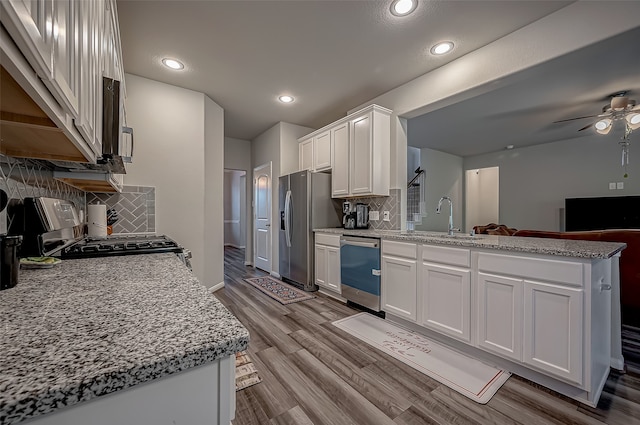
[218,246,640,425]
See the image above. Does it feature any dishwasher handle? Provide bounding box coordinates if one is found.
[340,237,379,249]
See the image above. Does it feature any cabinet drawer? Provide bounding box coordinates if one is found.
[422,245,470,268]
[315,233,340,247]
[477,252,583,287]
[382,240,417,259]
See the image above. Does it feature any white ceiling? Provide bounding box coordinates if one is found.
[116,0,573,145]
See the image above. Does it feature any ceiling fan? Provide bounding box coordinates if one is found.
[553,91,640,133]
[553,91,640,178]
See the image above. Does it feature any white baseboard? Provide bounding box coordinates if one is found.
[244,261,253,266]
[270,271,281,279]
[209,282,225,293]
[223,243,245,249]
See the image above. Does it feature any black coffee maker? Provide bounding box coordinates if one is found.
[0,190,22,290]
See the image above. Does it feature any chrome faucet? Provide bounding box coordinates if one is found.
[436,196,459,236]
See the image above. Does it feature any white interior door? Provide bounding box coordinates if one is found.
[253,163,271,272]
[465,166,499,231]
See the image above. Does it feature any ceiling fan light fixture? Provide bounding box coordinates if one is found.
[595,118,612,134]
[627,113,640,130]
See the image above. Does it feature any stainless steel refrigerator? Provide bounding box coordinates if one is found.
[279,171,340,291]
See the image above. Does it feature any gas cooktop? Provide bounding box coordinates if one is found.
[60,234,183,259]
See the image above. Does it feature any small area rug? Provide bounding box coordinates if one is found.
[244,276,314,305]
[235,351,262,391]
[333,312,510,404]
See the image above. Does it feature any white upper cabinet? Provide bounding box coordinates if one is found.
[49,0,79,117]
[330,122,349,197]
[0,0,124,164]
[299,137,313,171]
[313,130,331,171]
[298,104,391,198]
[341,105,391,198]
[0,0,55,80]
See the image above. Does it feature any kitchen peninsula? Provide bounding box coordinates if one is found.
[315,228,625,407]
[0,253,248,425]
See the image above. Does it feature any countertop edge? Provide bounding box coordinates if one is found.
[313,228,626,259]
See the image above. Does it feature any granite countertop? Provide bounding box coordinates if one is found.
[0,253,249,425]
[314,228,626,259]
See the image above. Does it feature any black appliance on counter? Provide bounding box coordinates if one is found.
[7,196,191,269]
[342,201,370,229]
[1,188,22,290]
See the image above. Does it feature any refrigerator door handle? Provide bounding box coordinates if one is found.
[284,190,292,247]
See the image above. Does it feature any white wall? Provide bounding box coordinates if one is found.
[124,74,224,288]
[204,96,225,288]
[415,148,464,232]
[250,122,314,276]
[224,137,252,263]
[464,135,640,231]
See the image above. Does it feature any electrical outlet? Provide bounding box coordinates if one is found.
[617,182,624,189]
[609,182,616,190]
[369,210,380,221]
[383,211,390,221]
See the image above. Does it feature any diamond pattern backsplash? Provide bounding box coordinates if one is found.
[87,186,155,234]
[0,155,85,230]
[335,189,401,230]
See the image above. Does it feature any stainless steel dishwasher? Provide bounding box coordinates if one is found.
[340,236,381,311]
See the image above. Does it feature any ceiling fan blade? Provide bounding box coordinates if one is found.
[578,123,595,131]
[553,114,601,123]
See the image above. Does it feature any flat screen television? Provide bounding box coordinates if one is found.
[565,195,640,231]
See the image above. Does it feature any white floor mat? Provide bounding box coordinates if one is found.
[333,312,510,404]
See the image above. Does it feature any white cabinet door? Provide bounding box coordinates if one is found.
[49,0,79,117]
[523,280,583,385]
[382,255,417,321]
[314,244,327,288]
[421,262,471,342]
[325,246,341,293]
[477,272,523,361]
[299,138,313,171]
[1,0,55,79]
[331,122,349,197]
[349,112,372,195]
[76,0,100,155]
[313,130,331,171]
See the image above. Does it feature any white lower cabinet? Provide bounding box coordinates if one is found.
[421,262,471,342]
[523,280,583,384]
[314,233,341,294]
[477,272,523,361]
[381,241,417,322]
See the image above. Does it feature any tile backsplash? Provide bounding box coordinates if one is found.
[0,155,85,228]
[336,188,401,231]
[87,186,155,234]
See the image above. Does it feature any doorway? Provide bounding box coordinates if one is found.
[465,166,499,231]
[253,162,272,273]
[223,169,247,250]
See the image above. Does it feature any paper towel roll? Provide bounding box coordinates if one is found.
[87,204,107,238]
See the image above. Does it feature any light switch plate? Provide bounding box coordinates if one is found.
[617,182,624,189]
[369,210,380,221]
[609,182,616,190]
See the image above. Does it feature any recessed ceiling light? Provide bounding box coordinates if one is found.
[390,0,417,16]
[430,41,454,55]
[278,95,294,103]
[162,58,184,70]
[506,145,514,150]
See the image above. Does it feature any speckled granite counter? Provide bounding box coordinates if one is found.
[0,253,249,425]
[314,228,625,259]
